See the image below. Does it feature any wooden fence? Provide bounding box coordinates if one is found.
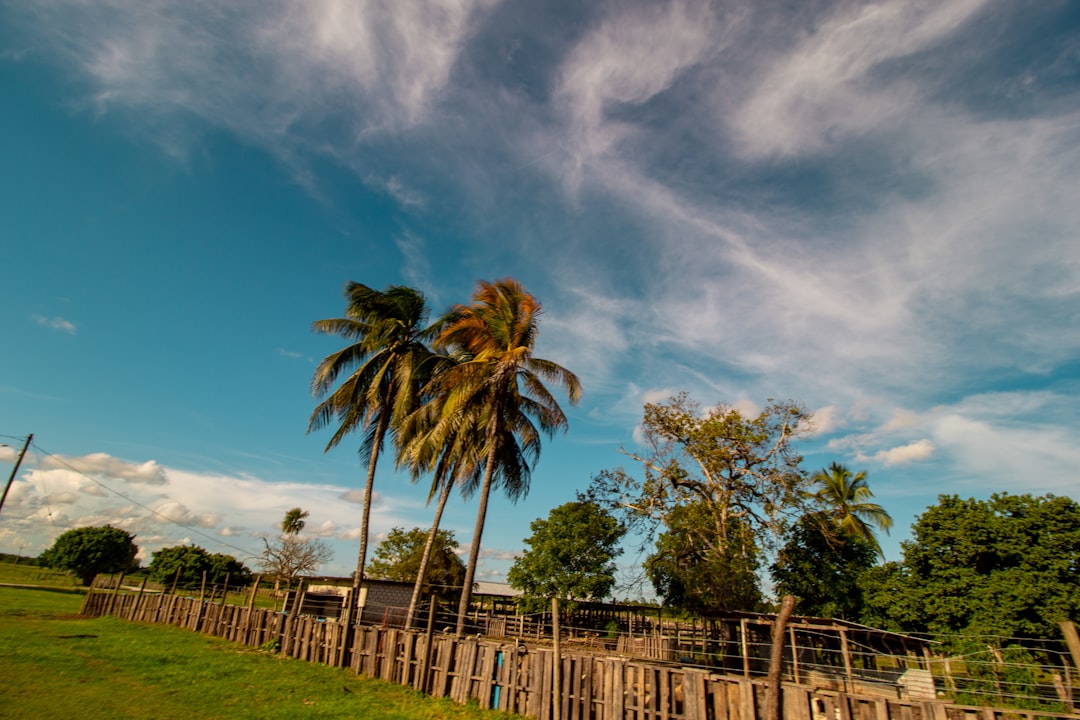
[79,590,1080,720]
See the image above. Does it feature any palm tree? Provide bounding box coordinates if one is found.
[422,279,581,635]
[810,462,893,555]
[281,508,309,536]
[394,352,486,629]
[398,420,483,630]
[308,282,436,624]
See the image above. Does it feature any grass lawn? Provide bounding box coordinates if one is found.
[0,586,517,720]
[0,562,84,588]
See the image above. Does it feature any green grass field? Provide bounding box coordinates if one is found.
[0,561,84,588]
[0,586,517,720]
[0,562,290,611]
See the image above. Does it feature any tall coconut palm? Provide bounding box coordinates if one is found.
[398,415,485,629]
[422,279,581,635]
[393,351,486,630]
[308,282,436,623]
[810,462,893,555]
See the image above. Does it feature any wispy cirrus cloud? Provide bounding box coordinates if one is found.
[730,0,989,158]
[11,0,499,162]
[31,314,76,334]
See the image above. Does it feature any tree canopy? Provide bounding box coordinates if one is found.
[309,282,437,597]
[367,526,465,594]
[507,499,625,612]
[590,393,810,612]
[769,464,889,619]
[644,501,763,613]
[39,525,139,585]
[424,278,581,635]
[281,508,309,535]
[809,463,892,555]
[859,493,1080,642]
[148,545,252,588]
[770,514,877,619]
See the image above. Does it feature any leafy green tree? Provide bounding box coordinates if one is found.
[423,279,582,635]
[206,552,253,586]
[770,515,877,619]
[809,463,892,555]
[308,283,437,617]
[644,501,763,613]
[857,562,916,632]
[770,464,889,619]
[367,526,465,594]
[507,499,625,612]
[38,525,139,585]
[148,545,251,588]
[590,393,810,611]
[860,493,1080,642]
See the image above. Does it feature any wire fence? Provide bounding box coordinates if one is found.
[78,573,1080,715]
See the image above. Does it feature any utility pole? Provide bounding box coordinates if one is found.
[0,433,32,515]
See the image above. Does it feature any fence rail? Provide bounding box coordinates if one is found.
[79,589,1080,720]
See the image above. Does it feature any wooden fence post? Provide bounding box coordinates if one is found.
[741,619,751,677]
[79,574,99,615]
[135,576,148,619]
[107,573,125,616]
[839,628,854,693]
[766,595,796,720]
[1062,622,1080,675]
[245,575,261,647]
[247,575,261,611]
[421,597,438,694]
[552,597,562,720]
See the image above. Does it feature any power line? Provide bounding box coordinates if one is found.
[27,440,262,562]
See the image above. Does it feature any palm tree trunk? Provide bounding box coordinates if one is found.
[405,478,453,630]
[344,408,390,628]
[455,441,498,637]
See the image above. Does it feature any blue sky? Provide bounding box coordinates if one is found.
[3,1,1080,592]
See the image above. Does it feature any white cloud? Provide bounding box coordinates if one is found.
[730,0,988,158]
[555,0,720,188]
[395,231,434,293]
[340,488,378,505]
[0,448,433,572]
[730,399,760,419]
[152,500,220,528]
[310,520,340,538]
[13,0,498,175]
[541,288,636,390]
[40,452,167,484]
[880,409,920,432]
[872,439,936,466]
[31,314,77,334]
[930,408,1080,495]
[807,405,844,437]
[641,388,676,406]
[375,176,425,209]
